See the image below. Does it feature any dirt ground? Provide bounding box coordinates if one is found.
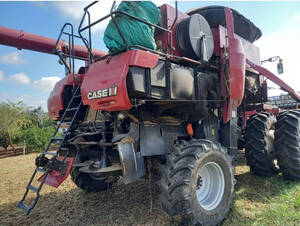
[0,152,299,226]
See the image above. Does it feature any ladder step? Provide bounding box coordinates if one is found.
[28,185,39,193]
[59,122,71,127]
[60,147,69,151]
[66,107,79,112]
[60,121,71,125]
[36,168,47,173]
[44,152,56,156]
[51,137,64,141]
[17,202,30,215]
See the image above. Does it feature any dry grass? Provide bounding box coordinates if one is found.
[0,152,299,226]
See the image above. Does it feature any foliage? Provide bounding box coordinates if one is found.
[0,101,55,151]
[21,125,55,151]
[0,101,30,150]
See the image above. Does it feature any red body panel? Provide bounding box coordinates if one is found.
[81,49,159,111]
[228,39,246,106]
[38,157,74,188]
[0,26,106,60]
[47,74,83,120]
[221,8,246,123]
[155,4,188,55]
[219,7,246,123]
[212,26,260,65]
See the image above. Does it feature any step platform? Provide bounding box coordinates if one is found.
[38,157,74,188]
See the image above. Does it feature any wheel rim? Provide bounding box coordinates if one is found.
[196,162,225,211]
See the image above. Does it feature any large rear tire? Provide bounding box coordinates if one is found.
[70,154,112,192]
[244,112,278,176]
[159,139,235,225]
[275,110,300,181]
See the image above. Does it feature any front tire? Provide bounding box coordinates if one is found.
[159,140,235,225]
[275,110,300,180]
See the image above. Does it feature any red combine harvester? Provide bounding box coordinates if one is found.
[1,2,299,225]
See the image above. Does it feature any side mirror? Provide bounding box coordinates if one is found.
[277,59,284,74]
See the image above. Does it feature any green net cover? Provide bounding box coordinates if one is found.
[103,1,160,52]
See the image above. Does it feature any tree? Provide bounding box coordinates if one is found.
[26,106,55,128]
[0,130,9,150]
[0,101,30,152]
[0,101,56,152]
[21,125,55,151]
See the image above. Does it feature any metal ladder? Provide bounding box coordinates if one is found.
[17,86,82,215]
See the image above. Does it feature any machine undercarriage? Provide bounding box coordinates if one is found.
[0,1,299,225]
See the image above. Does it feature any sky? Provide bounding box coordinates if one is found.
[0,1,300,111]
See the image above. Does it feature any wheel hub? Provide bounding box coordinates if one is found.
[196,162,225,211]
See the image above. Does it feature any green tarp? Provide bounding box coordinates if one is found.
[103,1,160,52]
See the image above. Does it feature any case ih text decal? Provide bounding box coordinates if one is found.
[87,85,118,100]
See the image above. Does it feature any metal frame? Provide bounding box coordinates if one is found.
[55,23,75,82]
[78,1,178,64]
[55,24,91,89]
[18,86,83,215]
[246,59,300,102]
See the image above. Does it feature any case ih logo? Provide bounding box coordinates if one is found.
[87,85,118,100]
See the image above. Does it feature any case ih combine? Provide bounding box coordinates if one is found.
[1,1,299,225]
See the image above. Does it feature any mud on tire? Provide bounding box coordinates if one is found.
[159,139,235,225]
[275,110,300,181]
[244,112,278,176]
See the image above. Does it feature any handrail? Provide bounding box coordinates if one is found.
[55,23,75,88]
[55,22,94,89]
[78,1,176,62]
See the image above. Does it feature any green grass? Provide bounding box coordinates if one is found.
[223,160,300,226]
[0,153,299,225]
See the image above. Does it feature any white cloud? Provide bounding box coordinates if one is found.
[31,99,47,111]
[9,73,31,85]
[0,51,26,65]
[32,76,61,92]
[255,13,300,96]
[52,1,85,20]
[17,94,30,103]
[15,94,48,111]
[52,1,114,33]
[0,70,4,83]
[52,1,167,33]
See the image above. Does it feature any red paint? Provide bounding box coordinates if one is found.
[0,26,106,60]
[246,59,300,102]
[81,49,159,111]
[47,74,83,120]
[222,8,246,123]
[155,4,188,56]
[38,157,74,188]
[226,7,246,106]
[228,39,245,106]
[212,26,260,66]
